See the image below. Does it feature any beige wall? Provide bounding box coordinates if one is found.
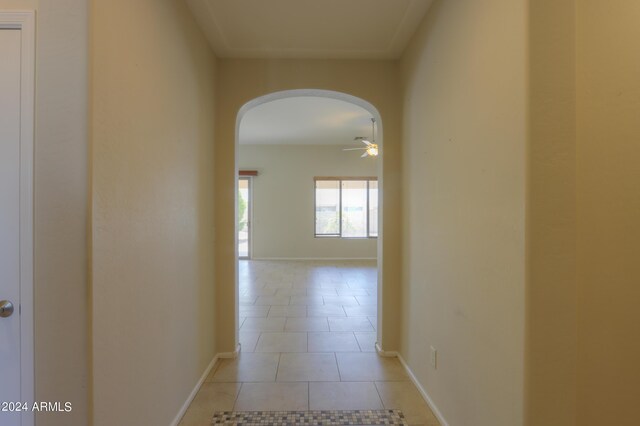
[91,0,217,424]
[216,59,402,352]
[4,1,637,424]
[525,0,577,424]
[238,144,378,259]
[400,1,526,425]
[576,2,640,425]
[0,1,89,425]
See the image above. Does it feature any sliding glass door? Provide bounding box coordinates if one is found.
[238,177,251,259]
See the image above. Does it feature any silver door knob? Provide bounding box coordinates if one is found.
[0,300,14,318]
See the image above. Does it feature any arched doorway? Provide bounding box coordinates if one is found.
[234,89,385,351]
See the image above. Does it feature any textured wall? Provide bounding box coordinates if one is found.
[91,0,218,424]
[400,1,527,424]
[576,2,640,425]
[525,0,577,424]
[216,59,402,353]
[239,144,378,259]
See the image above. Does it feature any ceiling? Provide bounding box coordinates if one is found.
[186,0,434,59]
[239,96,375,146]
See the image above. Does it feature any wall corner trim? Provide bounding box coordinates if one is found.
[170,356,218,426]
[375,344,449,425]
[169,346,239,425]
[217,344,241,359]
[375,342,398,357]
[395,353,450,426]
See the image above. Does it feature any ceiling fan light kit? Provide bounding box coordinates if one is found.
[344,117,378,158]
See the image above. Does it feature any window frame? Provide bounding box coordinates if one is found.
[314,176,378,239]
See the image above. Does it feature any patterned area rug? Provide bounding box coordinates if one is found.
[211,409,407,425]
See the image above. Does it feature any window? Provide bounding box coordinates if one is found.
[315,177,378,238]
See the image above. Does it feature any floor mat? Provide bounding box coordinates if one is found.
[211,409,407,425]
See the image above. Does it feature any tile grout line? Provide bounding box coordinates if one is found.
[252,331,261,352]
[231,382,244,411]
[354,331,363,352]
[367,316,376,331]
[237,262,387,415]
[274,351,282,382]
[372,380,387,410]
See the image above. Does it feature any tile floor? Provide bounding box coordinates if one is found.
[179,260,440,426]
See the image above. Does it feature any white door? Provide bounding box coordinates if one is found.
[0,28,24,426]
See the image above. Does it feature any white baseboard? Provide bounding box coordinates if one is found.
[169,345,239,426]
[170,356,218,426]
[395,353,450,426]
[374,343,448,426]
[375,342,399,357]
[170,346,448,426]
[217,344,241,358]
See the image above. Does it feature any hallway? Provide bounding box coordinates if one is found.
[2,0,638,424]
[179,260,439,425]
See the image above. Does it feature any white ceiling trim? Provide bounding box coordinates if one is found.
[187,0,434,59]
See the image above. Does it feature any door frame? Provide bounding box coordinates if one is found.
[0,10,35,424]
[234,89,384,350]
[238,176,252,259]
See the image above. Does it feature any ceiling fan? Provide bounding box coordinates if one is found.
[344,118,378,157]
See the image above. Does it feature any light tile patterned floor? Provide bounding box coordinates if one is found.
[179,260,440,426]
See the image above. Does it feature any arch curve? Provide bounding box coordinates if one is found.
[234,88,385,352]
[236,89,384,150]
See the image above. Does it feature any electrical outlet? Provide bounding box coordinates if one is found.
[430,346,437,369]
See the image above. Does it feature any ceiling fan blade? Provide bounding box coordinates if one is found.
[362,140,373,146]
[343,147,366,151]
[361,151,369,158]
